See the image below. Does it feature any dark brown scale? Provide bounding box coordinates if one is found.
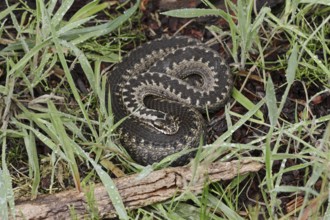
[106,36,232,165]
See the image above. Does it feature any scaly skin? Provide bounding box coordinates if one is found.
[106,36,232,165]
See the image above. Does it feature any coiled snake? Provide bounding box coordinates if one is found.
[106,36,232,165]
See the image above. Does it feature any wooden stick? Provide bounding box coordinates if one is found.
[14,159,263,219]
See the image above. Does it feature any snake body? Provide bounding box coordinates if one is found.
[106,36,232,165]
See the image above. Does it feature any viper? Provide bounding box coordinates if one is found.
[106,36,232,165]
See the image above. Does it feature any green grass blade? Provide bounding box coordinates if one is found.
[266,77,278,126]
[47,0,58,15]
[0,168,13,219]
[237,0,252,52]
[74,145,129,219]
[97,62,108,115]
[202,99,265,163]
[51,0,74,27]
[301,45,330,78]
[322,121,330,217]
[273,186,319,196]
[265,131,274,213]
[232,87,264,121]
[264,76,278,213]
[69,0,109,23]
[7,39,51,75]
[23,128,40,199]
[277,44,298,117]
[251,7,271,33]
[208,195,244,220]
[286,44,298,85]
[52,36,98,139]
[0,3,18,20]
[0,140,16,219]
[161,8,229,20]
[47,101,81,191]
[59,40,97,95]
[299,0,330,5]
[36,0,51,37]
[58,16,96,35]
[14,120,68,160]
[59,23,116,39]
[215,99,265,145]
[297,14,330,61]
[0,85,6,95]
[70,0,140,45]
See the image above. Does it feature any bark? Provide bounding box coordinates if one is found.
[14,159,263,219]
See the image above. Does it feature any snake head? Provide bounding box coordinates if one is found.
[151,115,179,135]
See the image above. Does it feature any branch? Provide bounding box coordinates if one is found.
[15,159,263,219]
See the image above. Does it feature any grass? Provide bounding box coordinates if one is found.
[0,0,330,219]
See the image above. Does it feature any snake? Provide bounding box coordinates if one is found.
[106,36,233,166]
